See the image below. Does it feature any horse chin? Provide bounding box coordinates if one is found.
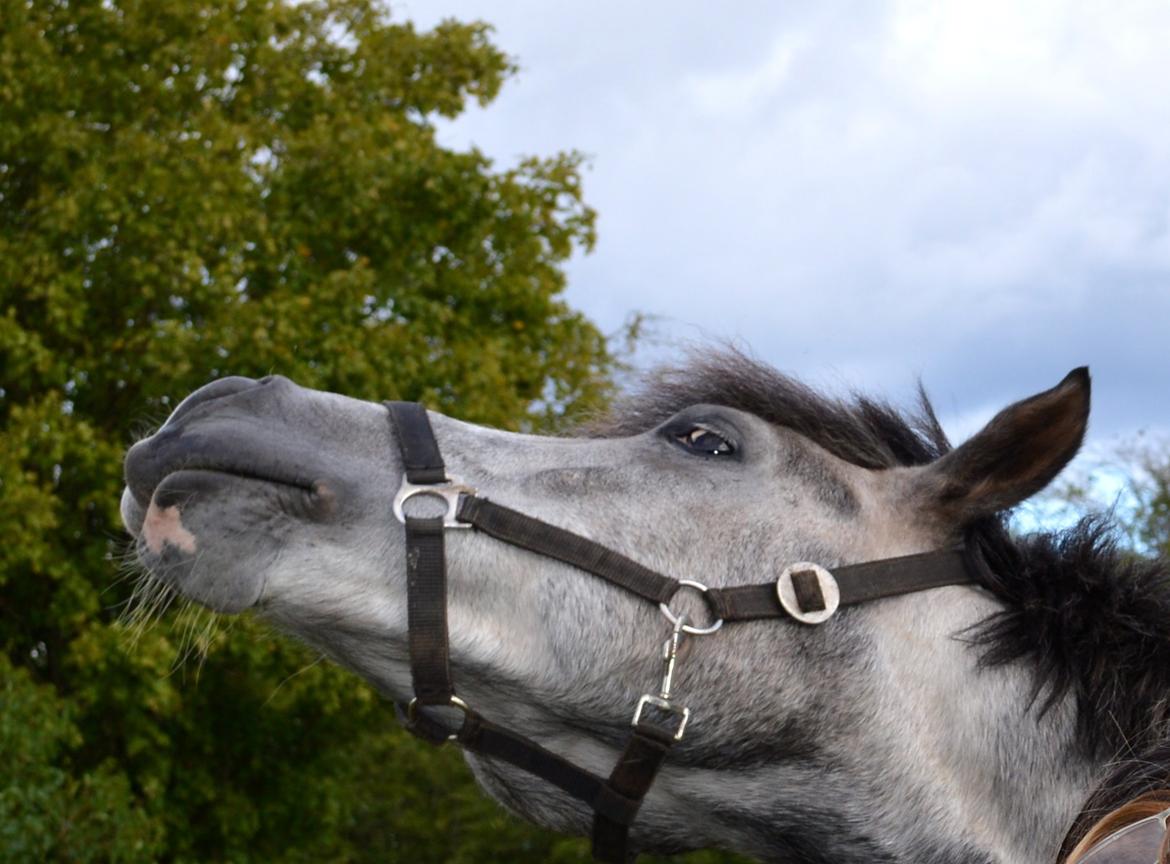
[128,469,285,614]
[464,754,591,837]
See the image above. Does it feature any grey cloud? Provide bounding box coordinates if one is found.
[404,0,1170,448]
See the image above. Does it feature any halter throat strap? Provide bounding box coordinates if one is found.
[384,400,978,863]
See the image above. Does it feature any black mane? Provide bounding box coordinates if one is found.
[598,349,1170,761]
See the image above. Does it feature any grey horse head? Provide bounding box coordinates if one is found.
[122,356,1122,863]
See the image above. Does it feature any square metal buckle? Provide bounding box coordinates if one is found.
[632,694,690,741]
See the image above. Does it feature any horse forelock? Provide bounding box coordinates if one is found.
[584,346,952,469]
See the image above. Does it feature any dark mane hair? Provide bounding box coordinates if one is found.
[596,349,1170,762]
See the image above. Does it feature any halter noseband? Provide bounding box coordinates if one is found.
[385,401,978,863]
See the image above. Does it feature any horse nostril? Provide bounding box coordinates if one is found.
[126,376,259,508]
[256,374,296,391]
[164,376,258,429]
[124,429,173,509]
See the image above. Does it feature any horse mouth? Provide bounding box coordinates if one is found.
[121,467,333,614]
[123,424,326,536]
[122,467,325,540]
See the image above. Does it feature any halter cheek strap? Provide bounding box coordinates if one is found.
[384,401,978,863]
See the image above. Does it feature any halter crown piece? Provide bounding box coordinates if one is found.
[385,402,978,863]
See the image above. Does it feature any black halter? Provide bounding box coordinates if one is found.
[385,401,978,863]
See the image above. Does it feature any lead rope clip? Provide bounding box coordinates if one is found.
[631,615,691,741]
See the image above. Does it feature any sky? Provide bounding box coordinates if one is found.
[400,0,1170,474]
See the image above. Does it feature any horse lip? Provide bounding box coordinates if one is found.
[121,468,329,544]
[143,465,318,512]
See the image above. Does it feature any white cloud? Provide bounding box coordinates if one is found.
[685,33,806,117]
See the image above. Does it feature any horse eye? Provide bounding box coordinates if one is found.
[674,426,734,456]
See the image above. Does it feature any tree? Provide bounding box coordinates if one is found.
[1050,437,1170,558]
[1117,441,1170,557]
[0,1,683,859]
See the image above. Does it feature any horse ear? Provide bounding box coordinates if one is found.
[914,367,1090,524]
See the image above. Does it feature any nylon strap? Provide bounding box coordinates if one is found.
[707,548,977,622]
[386,400,447,484]
[386,402,457,705]
[459,712,644,825]
[405,516,454,703]
[591,724,678,863]
[457,495,679,606]
[386,400,665,864]
[399,704,645,827]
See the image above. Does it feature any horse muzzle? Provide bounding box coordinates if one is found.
[120,375,347,612]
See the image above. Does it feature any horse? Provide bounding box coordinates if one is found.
[119,352,1170,863]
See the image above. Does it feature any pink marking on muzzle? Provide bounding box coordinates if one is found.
[142,502,197,555]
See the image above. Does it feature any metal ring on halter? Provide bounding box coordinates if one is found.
[393,475,476,528]
[659,579,723,635]
[406,695,472,741]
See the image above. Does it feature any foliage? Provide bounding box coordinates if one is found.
[0,653,160,862]
[0,1,744,861]
[1116,442,1170,557]
[1047,436,1170,557]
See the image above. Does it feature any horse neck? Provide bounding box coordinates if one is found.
[907,676,1098,864]
[863,593,1102,864]
[675,592,1101,864]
